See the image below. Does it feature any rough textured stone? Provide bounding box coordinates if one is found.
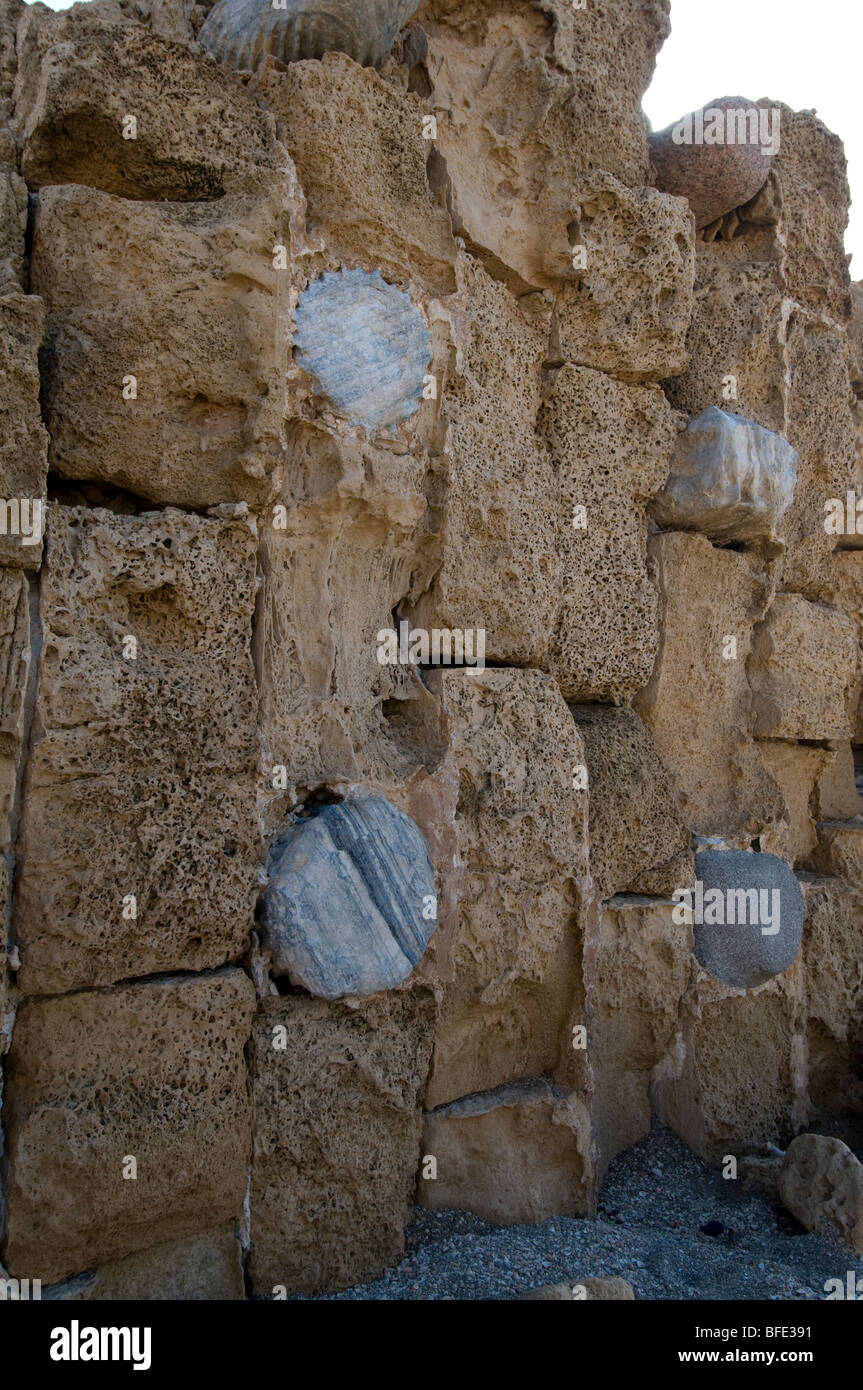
[32,177,292,509]
[650,97,775,230]
[569,705,691,899]
[294,269,431,433]
[0,162,27,291]
[778,1135,863,1253]
[0,293,49,569]
[423,669,589,1108]
[420,1079,592,1224]
[650,407,798,545]
[2,970,255,1284]
[200,0,420,71]
[44,1228,245,1301]
[261,796,436,998]
[0,566,32,856]
[552,171,694,382]
[540,365,679,703]
[520,1276,635,1301]
[690,849,804,990]
[771,107,851,324]
[248,990,435,1295]
[759,742,829,866]
[634,531,781,839]
[254,52,456,295]
[750,594,859,741]
[14,7,285,198]
[14,505,260,996]
[592,896,692,1176]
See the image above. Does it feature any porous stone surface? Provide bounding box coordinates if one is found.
[1,969,255,1284]
[13,505,260,995]
[420,1080,592,1225]
[749,594,859,741]
[779,1135,863,1253]
[0,293,48,568]
[650,96,776,230]
[294,269,431,432]
[200,0,420,72]
[44,1228,245,1301]
[569,705,692,900]
[690,849,805,989]
[650,406,798,544]
[248,989,435,1295]
[261,796,437,998]
[32,177,292,509]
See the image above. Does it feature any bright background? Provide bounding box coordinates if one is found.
[643,0,862,275]
[26,0,863,274]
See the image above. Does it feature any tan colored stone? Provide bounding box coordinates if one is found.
[32,176,292,509]
[806,820,863,882]
[520,1276,635,1300]
[45,1227,244,1301]
[750,594,859,741]
[420,1079,592,1224]
[771,106,852,325]
[758,741,829,865]
[570,705,692,899]
[254,53,456,296]
[248,989,435,1295]
[800,874,863,1055]
[0,162,27,290]
[0,293,49,569]
[423,668,589,1108]
[411,256,560,669]
[2,969,255,1284]
[15,504,260,996]
[815,741,863,820]
[552,172,694,382]
[415,0,669,289]
[540,365,679,703]
[650,97,775,231]
[14,7,285,198]
[592,896,692,1176]
[634,531,781,839]
[779,1134,863,1253]
[0,566,31,854]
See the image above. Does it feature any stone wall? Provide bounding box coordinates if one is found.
[0,0,861,1298]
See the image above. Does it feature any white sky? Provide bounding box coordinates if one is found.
[643,0,862,277]
[28,0,863,276]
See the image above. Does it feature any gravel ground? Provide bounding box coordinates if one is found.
[309,1124,863,1300]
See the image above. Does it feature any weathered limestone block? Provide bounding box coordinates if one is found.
[261,796,437,998]
[420,1079,592,1224]
[410,257,560,669]
[294,269,431,433]
[13,7,285,198]
[690,849,805,989]
[200,0,419,71]
[32,177,292,509]
[44,1228,245,1301]
[749,594,859,741]
[663,238,788,436]
[0,293,49,569]
[416,0,670,289]
[569,705,691,899]
[15,505,260,996]
[2,969,255,1284]
[254,52,456,295]
[540,365,679,703]
[0,566,32,854]
[782,319,859,599]
[520,1277,635,1301]
[248,989,435,1295]
[650,97,776,230]
[634,531,781,839]
[771,106,852,324]
[815,741,863,820]
[650,407,798,545]
[806,820,863,882]
[759,741,829,865]
[423,669,589,1108]
[0,159,27,290]
[779,1135,863,1253]
[256,425,436,799]
[552,172,694,381]
[653,985,803,1164]
[592,896,692,1176]
[800,875,863,1055]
